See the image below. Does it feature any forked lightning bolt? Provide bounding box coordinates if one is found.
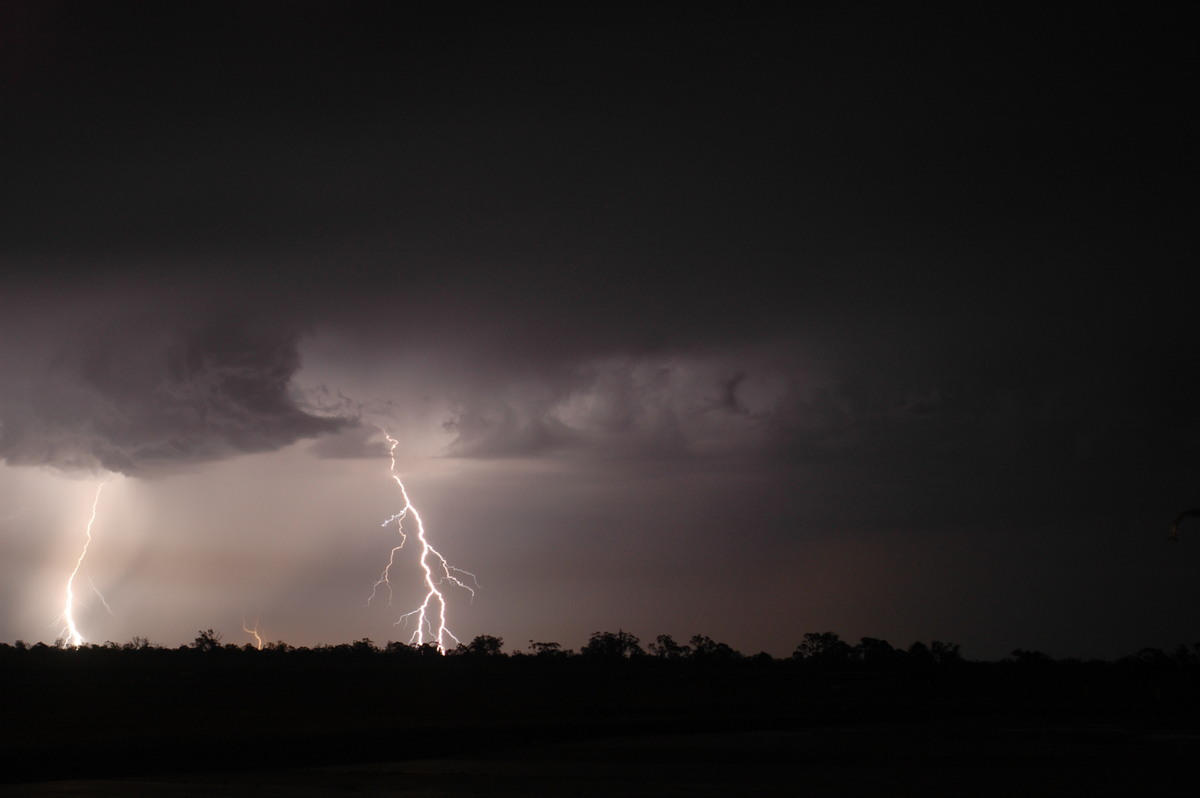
[61,480,108,647]
[368,429,477,651]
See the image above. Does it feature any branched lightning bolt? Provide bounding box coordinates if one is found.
[368,429,477,652]
[61,480,108,647]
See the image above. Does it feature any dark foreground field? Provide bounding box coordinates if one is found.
[7,722,1200,797]
[3,647,1200,795]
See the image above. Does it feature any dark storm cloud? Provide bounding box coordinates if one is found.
[1,0,1191,498]
[306,421,385,461]
[438,357,762,460]
[0,290,350,476]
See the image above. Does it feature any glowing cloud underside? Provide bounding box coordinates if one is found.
[368,429,477,652]
[61,480,108,647]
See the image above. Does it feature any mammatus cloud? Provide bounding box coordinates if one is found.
[0,314,350,476]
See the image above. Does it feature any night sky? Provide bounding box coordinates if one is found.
[1,2,1197,659]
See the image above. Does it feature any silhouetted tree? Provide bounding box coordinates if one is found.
[907,641,936,669]
[192,629,222,652]
[856,637,899,668]
[649,634,691,660]
[930,640,962,665]
[1136,647,1169,663]
[527,640,569,658]
[456,635,504,657]
[351,638,379,655]
[1010,649,1053,664]
[581,630,643,660]
[416,642,442,658]
[793,632,853,668]
[384,641,417,658]
[1171,644,1198,667]
[688,635,742,663]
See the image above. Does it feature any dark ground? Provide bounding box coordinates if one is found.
[5,721,1200,797]
[3,649,1199,795]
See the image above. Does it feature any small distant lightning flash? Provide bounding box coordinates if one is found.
[368,429,477,651]
[1171,508,1200,543]
[243,613,264,650]
[61,480,108,647]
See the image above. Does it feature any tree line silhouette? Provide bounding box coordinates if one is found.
[4,628,1200,675]
[4,627,1200,786]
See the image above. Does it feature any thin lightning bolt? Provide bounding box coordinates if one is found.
[88,574,115,616]
[61,480,107,647]
[242,613,264,650]
[369,428,477,652]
